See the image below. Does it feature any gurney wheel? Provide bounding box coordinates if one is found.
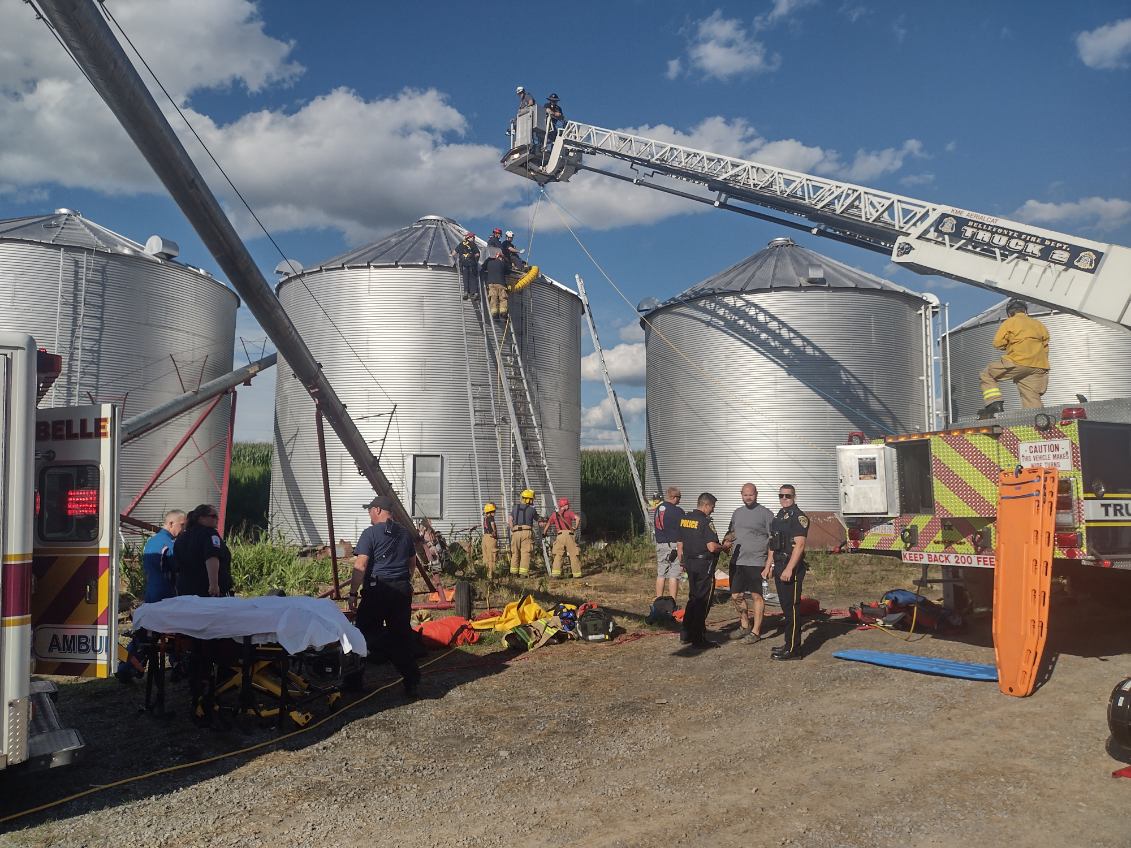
[454,580,472,619]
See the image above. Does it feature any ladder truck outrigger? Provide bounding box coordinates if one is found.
[502,105,1131,602]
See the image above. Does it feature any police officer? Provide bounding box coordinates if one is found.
[762,484,809,660]
[174,503,232,598]
[678,492,731,649]
[348,496,421,696]
[508,489,539,577]
[543,93,565,145]
[482,502,499,578]
[452,231,481,301]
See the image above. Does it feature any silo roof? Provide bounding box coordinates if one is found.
[294,215,578,296]
[656,236,926,309]
[948,299,1059,334]
[0,209,148,255]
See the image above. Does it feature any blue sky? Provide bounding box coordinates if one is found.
[3,0,1129,447]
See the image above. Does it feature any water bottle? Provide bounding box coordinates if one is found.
[762,578,770,596]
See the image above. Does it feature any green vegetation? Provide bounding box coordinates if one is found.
[228,535,338,597]
[226,441,272,537]
[580,449,647,539]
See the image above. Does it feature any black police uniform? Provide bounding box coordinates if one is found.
[173,523,233,598]
[455,238,481,298]
[770,503,810,657]
[354,519,421,692]
[678,508,720,646]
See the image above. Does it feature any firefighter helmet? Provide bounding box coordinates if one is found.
[492,227,502,235]
[505,230,514,239]
[558,497,570,508]
[521,489,535,501]
[1006,298,1028,316]
[483,502,496,514]
[465,232,475,240]
[516,85,525,94]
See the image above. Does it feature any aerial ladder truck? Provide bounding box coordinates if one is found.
[503,106,1131,593]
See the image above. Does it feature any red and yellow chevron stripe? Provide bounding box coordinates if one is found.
[31,547,111,678]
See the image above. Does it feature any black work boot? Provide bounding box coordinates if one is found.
[976,400,1004,420]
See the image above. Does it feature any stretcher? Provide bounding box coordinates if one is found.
[132,596,367,729]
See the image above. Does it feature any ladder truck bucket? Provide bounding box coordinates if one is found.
[502,107,578,184]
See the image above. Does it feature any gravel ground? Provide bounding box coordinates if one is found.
[2,567,1129,847]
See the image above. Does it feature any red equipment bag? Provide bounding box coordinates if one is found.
[415,616,479,649]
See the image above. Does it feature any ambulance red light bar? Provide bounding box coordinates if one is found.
[65,488,99,517]
[1061,407,1087,420]
[1054,531,1080,549]
[885,424,1002,442]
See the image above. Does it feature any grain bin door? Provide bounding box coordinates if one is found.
[31,405,120,678]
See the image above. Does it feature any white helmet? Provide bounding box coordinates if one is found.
[505,230,514,239]
[516,85,525,94]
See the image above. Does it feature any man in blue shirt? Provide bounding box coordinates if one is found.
[653,486,684,600]
[142,509,185,603]
[348,496,421,696]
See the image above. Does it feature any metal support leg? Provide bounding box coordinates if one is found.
[217,390,237,535]
[315,405,341,600]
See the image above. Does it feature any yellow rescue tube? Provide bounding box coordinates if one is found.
[509,264,539,293]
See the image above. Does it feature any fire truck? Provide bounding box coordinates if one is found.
[0,332,119,770]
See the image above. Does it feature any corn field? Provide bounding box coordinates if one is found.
[580,449,647,539]
[226,441,272,537]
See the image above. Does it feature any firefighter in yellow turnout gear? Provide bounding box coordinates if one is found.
[543,497,582,578]
[508,489,539,577]
[977,299,1050,418]
[481,502,499,578]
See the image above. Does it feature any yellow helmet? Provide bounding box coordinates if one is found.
[521,489,535,501]
[483,502,496,513]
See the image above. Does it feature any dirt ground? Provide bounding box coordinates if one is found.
[2,555,1130,847]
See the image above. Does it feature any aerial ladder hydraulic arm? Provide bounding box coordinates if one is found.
[503,111,1131,330]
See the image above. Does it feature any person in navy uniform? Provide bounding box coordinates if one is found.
[762,484,809,660]
[653,486,684,600]
[174,504,232,598]
[348,495,421,697]
[678,492,731,649]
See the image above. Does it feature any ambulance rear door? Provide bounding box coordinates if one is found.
[31,405,119,678]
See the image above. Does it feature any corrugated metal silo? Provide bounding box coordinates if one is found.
[269,215,581,546]
[644,237,931,515]
[944,300,1131,419]
[0,210,238,524]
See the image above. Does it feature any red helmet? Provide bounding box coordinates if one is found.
[465,232,475,239]
[492,227,502,234]
[558,497,570,508]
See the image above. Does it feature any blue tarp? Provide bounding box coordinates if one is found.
[833,649,997,681]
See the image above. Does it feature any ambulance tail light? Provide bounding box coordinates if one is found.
[65,488,99,518]
[1054,531,1080,549]
[1061,407,1087,420]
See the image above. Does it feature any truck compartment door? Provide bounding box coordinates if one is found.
[31,405,119,678]
[838,444,900,516]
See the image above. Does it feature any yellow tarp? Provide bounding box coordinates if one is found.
[470,594,551,631]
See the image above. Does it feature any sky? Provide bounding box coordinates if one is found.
[2,0,1129,449]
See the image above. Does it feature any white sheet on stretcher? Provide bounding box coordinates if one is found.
[133,595,367,657]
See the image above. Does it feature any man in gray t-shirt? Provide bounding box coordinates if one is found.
[724,483,775,642]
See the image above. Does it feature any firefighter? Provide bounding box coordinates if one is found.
[516,85,535,109]
[452,231,481,301]
[500,230,525,271]
[482,502,499,578]
[488,227,505,253]
[678,492,730,649]
[544,93,565,146]
[977,299,1050,417]
[763,485,809,660]
[508,489,539,577]
[482,250,509,319]
[543,497,581,578]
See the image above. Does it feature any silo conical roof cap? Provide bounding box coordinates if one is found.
[0,209,147,255]
[659,236,925,308]
[314,215,467,269]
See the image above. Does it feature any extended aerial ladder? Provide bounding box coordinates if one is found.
[503,113,1131,329]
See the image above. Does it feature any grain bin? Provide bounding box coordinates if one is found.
[944,300,1131,420]
[643,237,932,516]
[269,215,581,546]
[0,210,238,525]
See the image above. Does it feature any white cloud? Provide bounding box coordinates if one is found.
[1012,196,1131,232]
[617,321,646,342]
[684,11,781,80]
[528,117,925,231]
[581,342,646,385]
[755,0,818,30]
[665,58,683,79]
[944,140,958,153]
[838,2,870,23]
[900,172,935,188]
[892,14,908,44]
[581,395,646,428]
[0,0,522,244]
[1076,18,1131,70]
